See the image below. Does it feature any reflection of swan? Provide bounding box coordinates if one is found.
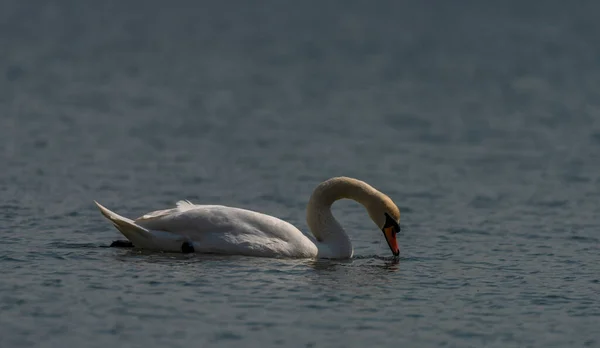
[94,177,401,259]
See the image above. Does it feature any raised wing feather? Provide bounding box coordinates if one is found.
[135,200,197,221]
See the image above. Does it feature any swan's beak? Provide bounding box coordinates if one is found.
[382,226,400,256]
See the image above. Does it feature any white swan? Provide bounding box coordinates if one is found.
[94,176,401,259]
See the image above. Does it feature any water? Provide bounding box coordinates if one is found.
[1,1,600,347]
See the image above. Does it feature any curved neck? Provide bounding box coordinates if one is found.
[305,177,377,258]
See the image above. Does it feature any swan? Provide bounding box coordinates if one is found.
[94,176,401,259]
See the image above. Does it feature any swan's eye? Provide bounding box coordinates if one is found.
[383,213,400,234]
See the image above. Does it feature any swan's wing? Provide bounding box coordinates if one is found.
[134,201,298,240]
[133,201,317,257]
[134,201,227,232]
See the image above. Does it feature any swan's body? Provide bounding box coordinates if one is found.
[95,177,401,259]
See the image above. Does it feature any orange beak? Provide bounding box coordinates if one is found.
[382,226,400,256]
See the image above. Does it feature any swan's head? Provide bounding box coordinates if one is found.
[367,194,401,257]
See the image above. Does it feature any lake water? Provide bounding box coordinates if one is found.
[1,1,599,347]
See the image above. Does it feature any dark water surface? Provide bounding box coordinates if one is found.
[1,1,600,347]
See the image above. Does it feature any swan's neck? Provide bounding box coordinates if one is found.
[306,177,377,258]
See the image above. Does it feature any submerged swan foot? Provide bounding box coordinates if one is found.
[110,240,134,248]
[181,241,195,253]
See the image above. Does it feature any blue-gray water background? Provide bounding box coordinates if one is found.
[1,1,600,347]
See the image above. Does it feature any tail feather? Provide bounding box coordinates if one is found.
[94,201,155,246]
